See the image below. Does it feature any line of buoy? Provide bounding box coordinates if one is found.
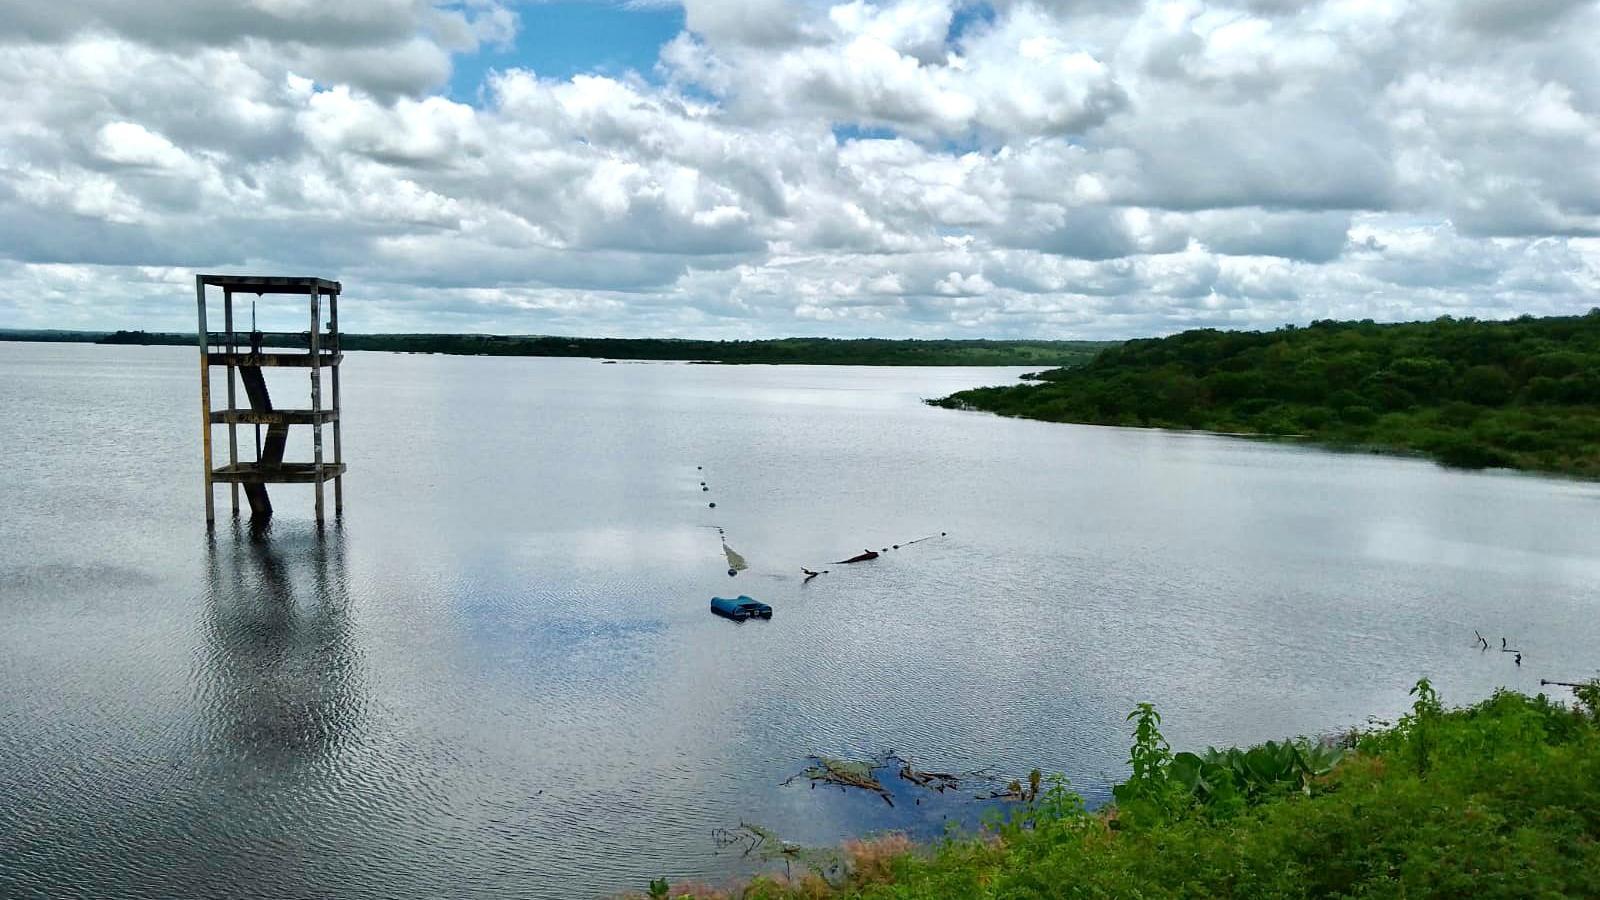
[696,463,951,587]
[812,531,948,572]
[1473,630,1524,666]
[698,467,739,574]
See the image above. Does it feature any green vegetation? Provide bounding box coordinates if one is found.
[635,680,1600,899]
[0,328,112,343]
[933,312,1600,476]
[85,329,1111,367]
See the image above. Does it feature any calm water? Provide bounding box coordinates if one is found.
[3,342,1599,898]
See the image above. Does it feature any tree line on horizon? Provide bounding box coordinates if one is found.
[82,330,1111,367]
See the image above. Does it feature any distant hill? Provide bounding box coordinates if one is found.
[932,312,1600,476]
[77,330,1114,367]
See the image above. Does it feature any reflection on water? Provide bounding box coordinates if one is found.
[0,519,386,900]
[199,521,364,763]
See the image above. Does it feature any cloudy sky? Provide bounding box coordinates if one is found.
[1,0,1597,338]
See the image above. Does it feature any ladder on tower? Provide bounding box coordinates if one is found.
[196,275,347,526]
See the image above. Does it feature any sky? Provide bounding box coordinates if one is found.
[1,0,1598,339]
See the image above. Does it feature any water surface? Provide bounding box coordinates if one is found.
[3,342,1598,898]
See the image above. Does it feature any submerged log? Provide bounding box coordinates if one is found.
[782,756,893,806]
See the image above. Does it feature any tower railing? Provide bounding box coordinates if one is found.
[196,274,345,525]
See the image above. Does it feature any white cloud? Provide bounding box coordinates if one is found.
[662,1,1128,141]
[0,0,1598,338]
[93,122,195,171]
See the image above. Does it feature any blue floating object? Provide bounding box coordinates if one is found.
[710,596,772,621]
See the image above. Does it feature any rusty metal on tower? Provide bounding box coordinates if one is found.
[195,275,346,525]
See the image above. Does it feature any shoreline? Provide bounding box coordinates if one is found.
[928,398,1600,481]
[0,330,1112,368]
[622,682,1600,899]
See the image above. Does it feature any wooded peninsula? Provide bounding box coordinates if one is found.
[934,311,1600,477]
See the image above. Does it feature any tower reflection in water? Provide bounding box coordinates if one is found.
[201,520,366,764]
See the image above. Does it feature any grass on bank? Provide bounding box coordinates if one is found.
[633,679,1600,899]
[932,312,1600,476]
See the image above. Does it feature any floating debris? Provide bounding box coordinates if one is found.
[975,769,1042,803]
[712,822,803,859]
[723,542,748,573]
[897,761,962,793]
[783,756,893,806]
[711,823,843,883]
[783,753,1019,808]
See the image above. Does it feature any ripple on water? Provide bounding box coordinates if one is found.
[4,348,1600,898]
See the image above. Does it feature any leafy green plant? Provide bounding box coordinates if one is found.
[1110,702,1183,825]
[1123,703,1171,787]
[1171,739,1344,817]
[992,773,1088,843]
[1575,679,1600,723]
[1035,774,1085,822]
[1167,750,1239,814]
[1404,677,1443,776]
[647,876,670,898]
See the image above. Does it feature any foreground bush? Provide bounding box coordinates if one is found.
[638,681,1600,899]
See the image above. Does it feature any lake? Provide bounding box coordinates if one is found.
[3,342,1598,898]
